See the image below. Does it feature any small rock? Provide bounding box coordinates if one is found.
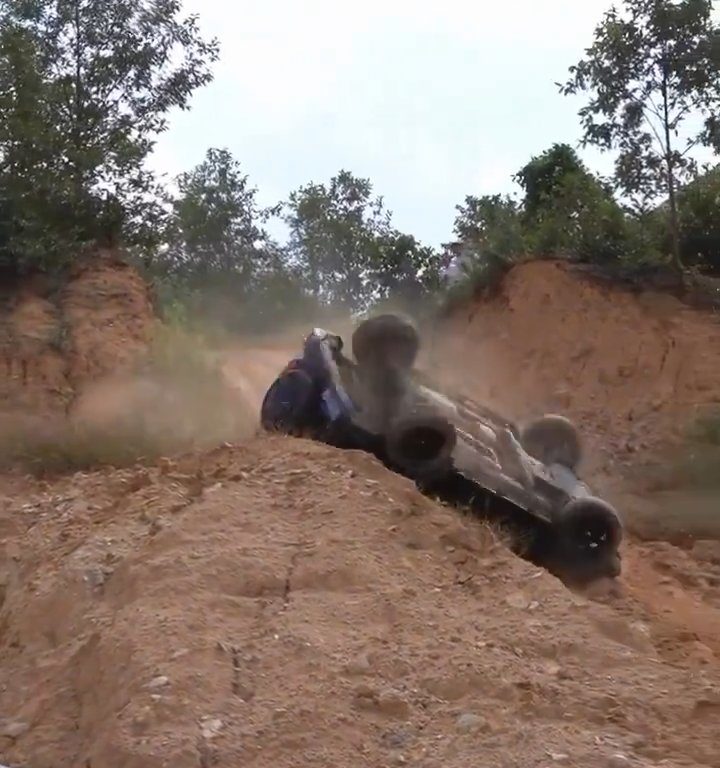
[128,469,152,492]
[690,641,716,665]
[381,728,414,749]
[504,591,530,610]
[84,568,106,588]
[353,683,378,707]
[0,720,30,738]
[157,457,175,475]
[607,754,630,767]
[692,540,720,565]
[455,713,484,734]
[200,717,223,740]
[345,653,372,676]
[548,753,570,763]
[145,675,170,690]
[377,691,410,719]
[542,660,563,677]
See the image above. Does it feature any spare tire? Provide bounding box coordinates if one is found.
[520,414,582,471]
[352,313,420,371]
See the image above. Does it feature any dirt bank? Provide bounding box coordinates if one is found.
[2,437,720,768]
[0,253,154,426]
[428,261,720,469]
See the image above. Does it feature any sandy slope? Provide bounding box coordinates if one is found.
[2,438,720,768]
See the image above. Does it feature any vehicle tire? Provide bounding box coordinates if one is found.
[260,369,316,434]
[385,410,457,481]
[351,313,420,371]
[520,414,582,471]
[553,496,623,581]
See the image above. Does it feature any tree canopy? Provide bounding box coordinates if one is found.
[560,0,720,268]
[0,0,218,273]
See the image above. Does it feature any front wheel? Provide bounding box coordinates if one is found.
[552,496,623,582]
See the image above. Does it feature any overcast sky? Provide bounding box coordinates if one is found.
[150,0,620,247]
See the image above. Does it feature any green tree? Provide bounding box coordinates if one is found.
[285,170,439,311]
[372,232,442,304]
[0,0,218,273]
[453,193,526,260]
[514,143,592,218]
[157,147,312,332]
[162,148,273,286]
[284,170,391,310]
[561,0,720,270]
[672,164,720,272]
[515,144,631,263]
[447,194,526,292]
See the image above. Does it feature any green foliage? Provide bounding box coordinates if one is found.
[515,144,592,218]
[149,147,322,335]
[561,0,720,268]
[0,0,218,274]
[673,165,720,272]
[161,148,272,285]
[517,145,635,264]
[284,170,440,312]
[284,170,390,308]
[453,194,526,261]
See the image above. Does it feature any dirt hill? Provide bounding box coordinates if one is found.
[2,438,720,768]
[2,258,720,767]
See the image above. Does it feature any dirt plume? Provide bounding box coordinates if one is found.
[1,255,259,471]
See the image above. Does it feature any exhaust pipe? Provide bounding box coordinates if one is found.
[385,410,457,481]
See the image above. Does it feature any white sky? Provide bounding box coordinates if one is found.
[150,0,622,246]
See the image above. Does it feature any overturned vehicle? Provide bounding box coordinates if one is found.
[260,314,623,584]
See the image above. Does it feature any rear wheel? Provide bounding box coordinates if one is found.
[520,414,582,471]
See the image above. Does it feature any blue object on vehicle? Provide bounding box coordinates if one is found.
[260,365,316,432]
[320,382,356,423]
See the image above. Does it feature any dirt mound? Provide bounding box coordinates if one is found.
[1,436,719,768]
[0,252,154,426]
[427,260,720,476]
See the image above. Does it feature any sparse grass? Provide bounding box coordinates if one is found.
[666,408,720,492]
[0,418,172,476]
[632,408,720,540]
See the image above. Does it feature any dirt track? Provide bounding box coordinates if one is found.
[2,259,720,767]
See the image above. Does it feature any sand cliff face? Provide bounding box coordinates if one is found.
[1,253,154,427]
